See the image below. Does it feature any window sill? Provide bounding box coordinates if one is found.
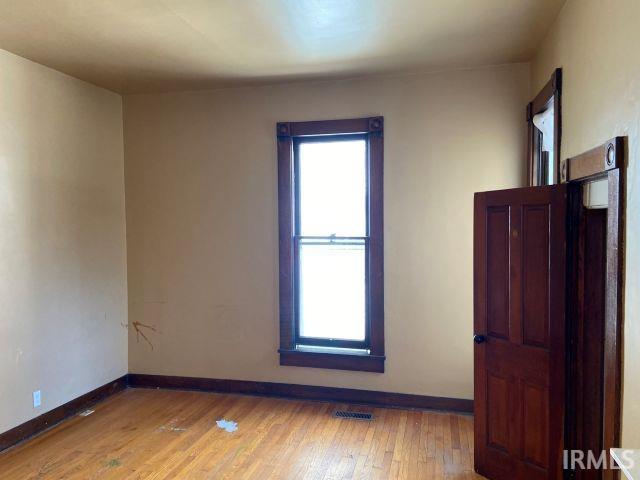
[278,348,385,373]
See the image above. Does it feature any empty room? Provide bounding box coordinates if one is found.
[0,0,638,479]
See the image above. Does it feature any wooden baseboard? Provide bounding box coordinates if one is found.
[127,374,473,413]
[0,375,127,453]
[0,373,472,453]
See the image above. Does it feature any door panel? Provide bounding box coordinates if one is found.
[523,382,549,467]
[474,185,567,480]
[487,373,510,451]
[522,204,551,347]
[486,207,511,339]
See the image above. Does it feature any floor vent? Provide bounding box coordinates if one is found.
[334,410,374,421]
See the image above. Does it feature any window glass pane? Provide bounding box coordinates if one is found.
[299,242,365,341]
[532,104,555,185]
[298,139,366,236]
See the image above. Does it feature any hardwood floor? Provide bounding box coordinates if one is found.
[0,388,484,479]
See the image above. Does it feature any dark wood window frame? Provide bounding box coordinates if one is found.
[527,68,562,185]
[277,117,385,373]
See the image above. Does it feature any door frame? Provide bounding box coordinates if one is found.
[565,137,626,479]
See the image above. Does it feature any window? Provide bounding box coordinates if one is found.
[527,68,562,186]
[277,117,385,372]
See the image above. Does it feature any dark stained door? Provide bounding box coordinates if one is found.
[474,185,567,480]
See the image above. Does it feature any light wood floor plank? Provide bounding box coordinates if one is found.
[0,389,485,479]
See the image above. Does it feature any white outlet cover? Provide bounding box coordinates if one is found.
[33,390,41,408]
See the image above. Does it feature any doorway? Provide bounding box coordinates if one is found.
[565,139,625,480]
[473,137,625,480]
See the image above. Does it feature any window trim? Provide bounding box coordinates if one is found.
[277,117,385,373]
[526,68,562,186]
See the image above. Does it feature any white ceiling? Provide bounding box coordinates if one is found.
[0,0,565,94]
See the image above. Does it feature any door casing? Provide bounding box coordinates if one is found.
[565,138,626,480]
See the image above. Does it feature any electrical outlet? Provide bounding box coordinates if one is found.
[33,390,41,408]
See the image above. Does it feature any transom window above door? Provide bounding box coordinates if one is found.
[276,117,385,372]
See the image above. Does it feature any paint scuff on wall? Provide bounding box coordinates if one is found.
[121,321,160,350]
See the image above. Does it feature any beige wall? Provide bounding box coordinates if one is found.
[531,0,640,446]
[0,49,128,434]
[124,64,529,400]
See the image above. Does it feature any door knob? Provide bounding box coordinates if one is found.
[473,334,486,344]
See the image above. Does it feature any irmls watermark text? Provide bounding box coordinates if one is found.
[564,449,635,470]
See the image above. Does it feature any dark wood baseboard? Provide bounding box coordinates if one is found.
[0,375,127,453]
[0,373,473,453]
[127,374,473,413]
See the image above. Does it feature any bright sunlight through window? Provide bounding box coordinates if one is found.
[296,139,367,343]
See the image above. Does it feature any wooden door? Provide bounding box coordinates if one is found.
[474,185,567,480]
